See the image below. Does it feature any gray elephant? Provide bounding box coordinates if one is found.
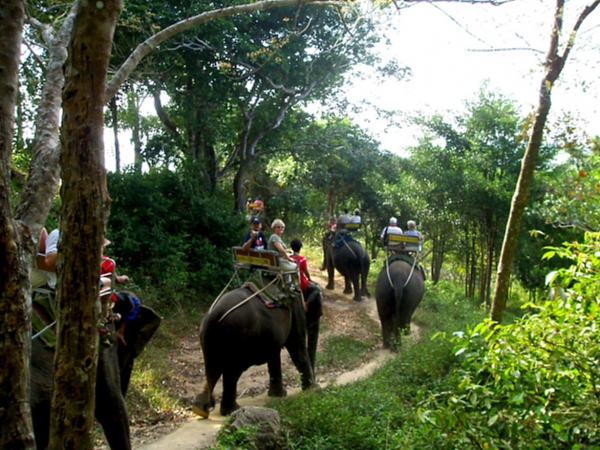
[375,258,425,351]
[192,281,322,418]
[30,299,161,449]
[323,231,370,302]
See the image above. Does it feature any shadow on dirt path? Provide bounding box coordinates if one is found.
[136,267,405,450]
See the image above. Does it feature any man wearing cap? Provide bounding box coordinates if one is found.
[242,217,268,252]
[380,217,403,243]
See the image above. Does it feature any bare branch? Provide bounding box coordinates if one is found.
[153,90,180,137]
[404,0,513,4]
[557,0,600,76]
[104,0,351,102]
[467,47,545,54]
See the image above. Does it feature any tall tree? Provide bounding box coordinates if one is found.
[491,0,600,323]
[0,0,36,447]
[48,0,122,448]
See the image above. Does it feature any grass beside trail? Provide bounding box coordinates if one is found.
[213,280,486,449]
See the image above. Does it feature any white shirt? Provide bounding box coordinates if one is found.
[380,225,403,239]
[44,229,60,288]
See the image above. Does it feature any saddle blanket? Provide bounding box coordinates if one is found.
[387,253,426,280]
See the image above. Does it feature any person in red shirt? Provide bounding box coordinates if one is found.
[290,238,323,323]
[290,238,312,294]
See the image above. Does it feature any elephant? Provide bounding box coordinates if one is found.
[375,258,425,351]
[192,281,323,418]
[30,298,161,450]
[323,231,370,302]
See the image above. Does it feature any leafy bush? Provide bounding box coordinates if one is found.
[416,233,600,448]
[211,423,259,450]
[106,168,246,309]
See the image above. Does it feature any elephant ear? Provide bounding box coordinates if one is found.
[126,305,162,359]
[117,305,162,396]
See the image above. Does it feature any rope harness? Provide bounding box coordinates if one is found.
[384,247,419,289]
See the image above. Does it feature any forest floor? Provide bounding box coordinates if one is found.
[100,262,419,449]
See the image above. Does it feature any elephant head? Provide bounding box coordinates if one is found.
[323,231,370,302]
[30,296,161,450]
[375,258,424,351]
[192,278,322,418]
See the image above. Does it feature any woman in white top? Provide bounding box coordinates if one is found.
[268,219,297,272]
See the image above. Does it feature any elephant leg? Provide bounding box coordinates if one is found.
[351,275,362,302]
[361,269,371,299]
[96,353,132,450]
[192,369,220,418]
[119,354,134,397]
[305,283,323,378]
[380,318,393,350]
[343,276,353,295]
[391,306,403,351]
[285,343,315,390]
[267,353,287,397]
[307,319,320,379]
[326,266,335,290]
[220,369,243,416]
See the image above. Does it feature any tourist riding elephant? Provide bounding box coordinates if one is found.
[192,282,323,418]
[323,232,370,302]
[30,300,161,450]
[375,259,425,352]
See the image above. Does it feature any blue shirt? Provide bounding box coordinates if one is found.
[242,230,268,250]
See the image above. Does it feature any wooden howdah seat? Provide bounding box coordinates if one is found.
[386,233,422,253]
[232,247,298,275]
[344,222,361,232]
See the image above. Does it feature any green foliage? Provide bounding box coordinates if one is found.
[538,137,600,232]
[415,233,600,448]
[211,424,259,450]
[263,117,399,249]
[406,86,559,292]
[107,168,244,308]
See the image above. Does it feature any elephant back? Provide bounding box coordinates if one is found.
[200,288,293,368]
[376,259,425,297]
[202,288,292,340]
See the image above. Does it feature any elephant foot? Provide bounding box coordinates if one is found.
[343,288,353,295]
[220,401,241,416]
[191,393,215,419]
[353,296,362,302]
[192,405,209,418]
[326,284,334,290]
[268,385,287,397]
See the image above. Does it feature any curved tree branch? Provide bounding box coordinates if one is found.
[104,0,350,102]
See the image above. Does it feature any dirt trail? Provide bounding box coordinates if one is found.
[136,270,393,450]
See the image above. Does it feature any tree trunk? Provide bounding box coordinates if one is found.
[131,85,142,172]
[491,0,600,323]
[110,96,121,173]
[430,231,445,284]
[49,1,122,448]
[0,1,36,447]
[234,158,253,213]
